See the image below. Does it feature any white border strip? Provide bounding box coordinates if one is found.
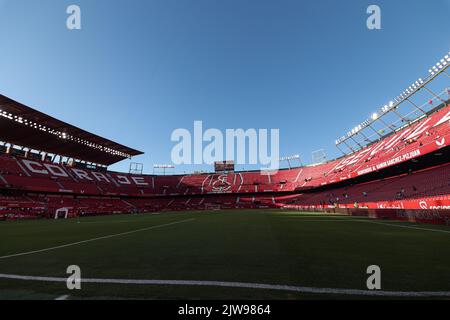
[0,274,449,297]
[0,218,196,260]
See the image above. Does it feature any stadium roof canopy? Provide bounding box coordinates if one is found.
[0,94,144,166]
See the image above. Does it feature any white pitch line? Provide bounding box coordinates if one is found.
[352,220,450,234]
[284,219,364,222]
[75,219,150,224]
[0,218,196,260]
[278,215,450,234]
[0,273,449,297]
[55,294,70,300]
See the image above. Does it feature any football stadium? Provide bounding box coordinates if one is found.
[0,1,449,305]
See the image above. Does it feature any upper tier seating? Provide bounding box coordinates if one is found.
[1,101,449,197]
[279,163,450,209]
[0,103,449,219]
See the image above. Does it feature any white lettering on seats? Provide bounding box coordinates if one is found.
[404,118,431,141]
[328,156,353,173]
[43,164,69,177]
[345,147,373,166]
[384,129,411,150]
[131,177,148,186]
[433,110,450,128]
[116,175,131,185]
[22,160,48,174]
[368,140,387,157]
[71,169,93,181]
[92,172,110,183]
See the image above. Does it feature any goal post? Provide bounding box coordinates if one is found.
[54,208,69,219]
[204,203,221,211]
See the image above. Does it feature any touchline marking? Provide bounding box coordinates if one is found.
[276,215,450,233]
[353,219,450,234]
[280,216,450,233]
[0,274,449,297]
[55,294,70,300]
[75,219,152,224]
[0,218,196,260]
[287,219,364,222]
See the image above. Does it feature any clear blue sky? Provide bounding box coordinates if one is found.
[0,0,449,174]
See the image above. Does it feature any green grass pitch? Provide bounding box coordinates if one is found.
[0,210,449,300]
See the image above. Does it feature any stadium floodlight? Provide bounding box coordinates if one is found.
[153,164,175,169]
[279,154,300,161]
[336,51,450,153]
[279,154,301,168]
[153,164,175,175]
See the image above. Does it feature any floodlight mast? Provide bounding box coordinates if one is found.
[422,85,446,104]
[357,129,372,143]
[366,122,384,138]
[279,154,301,169]
[391,108,409,123]
[335,52,450,155]
[342,140,355,153]
[349,136,363,150]
[335,144,347,156]
[376,116,396,131]
[405,97,426,116]
[153,164,175,175]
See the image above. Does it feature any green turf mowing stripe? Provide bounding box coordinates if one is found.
[1,210,449,299]
[0,218,196,260]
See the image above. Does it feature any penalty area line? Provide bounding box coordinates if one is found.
[0,218,196,260]
[0,274,449,297]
